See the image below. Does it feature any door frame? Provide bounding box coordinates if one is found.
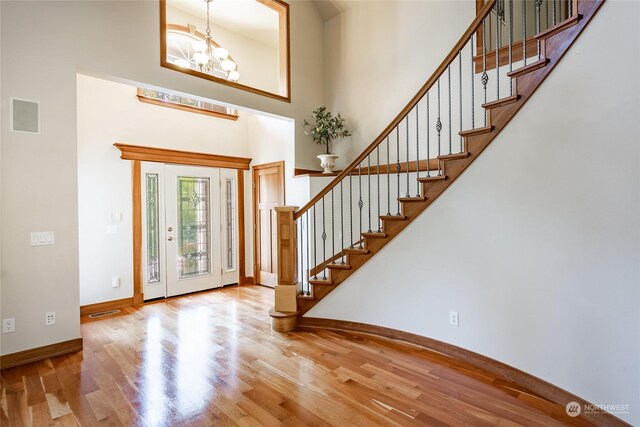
[252,161,285,287]
[115,143,251,305]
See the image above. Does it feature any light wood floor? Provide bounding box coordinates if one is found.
[2,285,588,426]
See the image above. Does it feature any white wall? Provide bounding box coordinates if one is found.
[323,0,475,168]
[308,1,640,424]
[1,0,323,355]
[77,74,250,306]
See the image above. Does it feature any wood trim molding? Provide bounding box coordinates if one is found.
[136,89,239,121]
[298,318,629,427]
[114,143,252,170]
[1,338,83,370]
[80,298,134,316]
[159,0,291,102]
[132,160,143,305]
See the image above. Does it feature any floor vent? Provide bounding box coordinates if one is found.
[88,309,120,318]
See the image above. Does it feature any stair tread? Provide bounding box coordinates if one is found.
[380,215,407,221]
[327,263,351,270]
[309,279,332,285]
[398,196,426,202]
[362,232,387,238]
[506,58,550,78]
[459,126,494,137]
[417,175,447,182]
[343,247,369,254]
[438,152,470,161]
[482,95,520,109]
[535,14,581,40]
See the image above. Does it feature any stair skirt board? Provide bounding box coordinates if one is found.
[297,317,629,427]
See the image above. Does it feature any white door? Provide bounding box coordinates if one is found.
[142,163,238,300]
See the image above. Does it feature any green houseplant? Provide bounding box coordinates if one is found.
[303,106,351,173]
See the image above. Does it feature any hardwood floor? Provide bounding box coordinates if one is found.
[2,285,589,426]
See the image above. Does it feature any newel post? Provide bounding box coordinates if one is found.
[268,206,299,332]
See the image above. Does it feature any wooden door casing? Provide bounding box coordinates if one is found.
[252,162,284,288]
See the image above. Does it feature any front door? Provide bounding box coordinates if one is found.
[142,163,238,300]
[253,162,284,287]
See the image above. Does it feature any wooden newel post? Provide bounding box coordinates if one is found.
[268,206,299,332]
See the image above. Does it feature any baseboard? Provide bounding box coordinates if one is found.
[298,317,630,427]
[80,297,134,316]
[241,276,255,285]
[1,338,83,370]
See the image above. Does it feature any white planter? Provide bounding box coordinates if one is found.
[317,154,339,174]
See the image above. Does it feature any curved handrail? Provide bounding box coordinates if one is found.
[295,0,496,220]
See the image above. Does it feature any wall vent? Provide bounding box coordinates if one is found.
[10,97,40,134]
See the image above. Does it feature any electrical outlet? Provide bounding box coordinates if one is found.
[112,277,120,288]
[449,311,459,327]
[2,318,15,333]
[46,312,56,326]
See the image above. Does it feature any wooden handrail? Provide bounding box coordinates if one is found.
[295,0,496,220]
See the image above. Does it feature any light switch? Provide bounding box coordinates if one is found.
[30,231,55,246]
[110,211,122,222]
[106,224,118,234]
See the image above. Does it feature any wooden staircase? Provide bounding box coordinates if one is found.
[288,0,605,317]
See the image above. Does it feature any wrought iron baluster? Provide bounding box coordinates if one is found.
[405,117,410,197]
[470,35,475,129]
[367,154,372,232]
[495,2,500,100]
[396,128,401,214]
[377,145,382,232]
[358,164,363,247]
[313,204,317,279]
[321,196,326,279]
[340,180,344,262]
[509,0,513,95]
[448,64,452,154]
[553,0,557,26]
[536,0,542,58]
[416,104,420,195]
[331,187,335,263]
[386,136,391,216]
[437,79,443,176]
[458,50,463,152]
[523,0,527,65]
[305,211,310,295]
[568,0,572,18]
[482,18,488,127]
[426,92,431,177]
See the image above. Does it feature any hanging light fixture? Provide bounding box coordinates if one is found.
[190,0,239,82]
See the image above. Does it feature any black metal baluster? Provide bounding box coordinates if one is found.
[340,180,344,263]
[426,92,431,177]
[331,187,335,264]
[568,0,572,18]
[386,136,391,216]
[367,154,372,232]
[448,64,452,154]
[396,128,401,213]
[458,50,463,152]
[377,145,382,232]
[306,211,310,295]
[416,104,420,195]
[405,117,410,197]
[321,197,326,279]
[523,0,527,66]
[437,79,443,175]
[509,0,513,96]
[495,2,500,100]
[482,18,488,127]
[470,35,475,129]
[358,164,363,247]
[536,0,542,58]
[313,204,317,279]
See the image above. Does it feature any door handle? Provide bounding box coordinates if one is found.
[167,236,174,241]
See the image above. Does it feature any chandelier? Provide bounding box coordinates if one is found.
[168,0,240,82]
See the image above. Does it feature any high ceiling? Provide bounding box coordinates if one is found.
[169,0,280,48]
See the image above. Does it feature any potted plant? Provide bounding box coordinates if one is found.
[303,106,351,174]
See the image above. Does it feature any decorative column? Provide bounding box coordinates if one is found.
[268,206,299,332]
